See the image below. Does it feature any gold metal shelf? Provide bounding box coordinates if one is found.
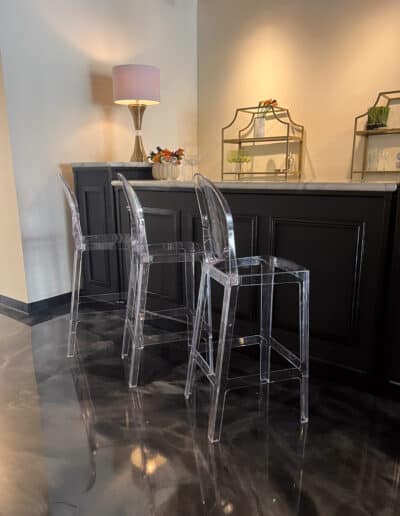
[351,90,400,180]
[355,128,400,136]
[223,170,299,175]
[223,135,302,144]
[222,105,304,181]
[352,170,400,174]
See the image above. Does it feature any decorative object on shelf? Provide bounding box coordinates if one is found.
[221,104,304,181]
[288,151,295,172]
[367,106,390,130]
[253,116,265,138]
[149,146,184,180]
[227,149,252,175]
[351,90,400,180]
[112,64,160,162]
[254,99,278,138]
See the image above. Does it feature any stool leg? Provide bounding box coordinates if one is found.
[185,267,208,399]
[295,422,308,514]
[260,259,274,383]
[299,272,310,423]
[208,284,238,443]
[183,250,196,348]
[67,249,83,357]
[128,261,150,388]
[122,252,138,359]
[206,273,214,375]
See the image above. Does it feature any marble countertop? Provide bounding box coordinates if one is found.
[71,162,152,168]
[111,179,398,192]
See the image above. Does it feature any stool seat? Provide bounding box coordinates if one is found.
[146,241,202,262]
[79,233,132,251]
[208,254,308,286]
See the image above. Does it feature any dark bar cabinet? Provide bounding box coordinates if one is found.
[72,164,400,395]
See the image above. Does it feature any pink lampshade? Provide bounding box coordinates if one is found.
[112,64,160,106]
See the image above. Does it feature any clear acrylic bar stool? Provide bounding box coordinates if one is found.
[185,174,310,443]
[59,173,132,357]
[118,174,203,388]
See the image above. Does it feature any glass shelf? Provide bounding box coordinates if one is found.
[355,128,400,136]
[223,135,302,144]
[352,170,400,174]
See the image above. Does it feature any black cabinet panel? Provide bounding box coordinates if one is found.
[74,168,119,294]
[144,207,180,243]
[223,191,392,374]
[144,207,181,304]
[270,218,365,341]
[115,188,185,306]
[232,215,259,326]
[73,165,152,295]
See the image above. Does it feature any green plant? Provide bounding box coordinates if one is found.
[227,149,251,164]
[367,106,390,128]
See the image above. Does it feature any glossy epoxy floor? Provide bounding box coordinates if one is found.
[0,307,399,516]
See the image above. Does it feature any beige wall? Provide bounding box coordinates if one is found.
[198,0,400,180]
[0,56,28,303]
[0,0,197,302]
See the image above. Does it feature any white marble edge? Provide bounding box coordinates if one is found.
[71,162,152,168]
[111,179,398,192]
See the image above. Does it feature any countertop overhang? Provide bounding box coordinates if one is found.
[111,180,398,192]
[72,162,153,168]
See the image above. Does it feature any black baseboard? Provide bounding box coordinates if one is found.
[0,292,71,315]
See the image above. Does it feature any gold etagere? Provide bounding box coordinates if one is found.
[351,90,400,180]
[221,105,304,181]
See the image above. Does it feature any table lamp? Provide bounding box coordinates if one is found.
[112,64,160,162]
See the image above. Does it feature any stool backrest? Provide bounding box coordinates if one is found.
[59,172,84,248]
[118,174,149,256]
[194,173,237,276]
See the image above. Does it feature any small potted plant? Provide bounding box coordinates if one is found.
[149,147,184,180]
[367,106,390,130]
[227,149,252,175]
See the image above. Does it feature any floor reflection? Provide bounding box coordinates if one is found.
[0,311,398,515]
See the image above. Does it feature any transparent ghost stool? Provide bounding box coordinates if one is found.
[118,174,204,388]
[59,173,133,357]
[185,174,310,443]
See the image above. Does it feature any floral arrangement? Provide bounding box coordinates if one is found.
[149,146,184,164]
[257,98,278,117]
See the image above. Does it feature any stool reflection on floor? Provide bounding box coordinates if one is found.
[185,174,310,443]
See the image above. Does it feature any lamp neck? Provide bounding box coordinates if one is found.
[128,104,146,131]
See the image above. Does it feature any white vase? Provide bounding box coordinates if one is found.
[152,163,161,179]
[254,116,265,138]
[152,162,182,180]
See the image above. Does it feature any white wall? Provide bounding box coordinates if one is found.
[198,0,400,180]
[0,0,197,303]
